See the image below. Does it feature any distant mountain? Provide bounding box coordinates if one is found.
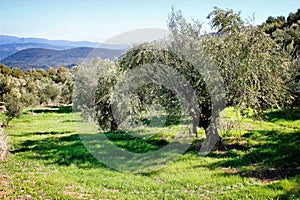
[0,35,99,47]
[1,47,124,70]
[0,35,128,60]
[0,35,20,44]
[0,43,71,60]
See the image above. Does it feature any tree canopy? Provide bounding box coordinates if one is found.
[80,8,295,150]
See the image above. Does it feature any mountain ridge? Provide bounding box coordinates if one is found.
[0,35,128,61]
[0,42,72,60]
[0,35,99,47]
[1,47,124,71]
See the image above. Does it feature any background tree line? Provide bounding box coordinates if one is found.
[0,64,74,126]
[261,8,300,107]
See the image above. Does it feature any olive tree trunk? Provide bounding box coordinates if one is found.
[110,118,119,132]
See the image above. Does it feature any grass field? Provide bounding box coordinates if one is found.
[0,106,299,199]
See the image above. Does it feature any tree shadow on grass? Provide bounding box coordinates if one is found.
[11,133,106,169]
[265,109,300,122]
[204,130,300,180]
[10,130,170,170]
[104,131,169,153]
[10,130,72,137]
[29,106,73,114]
[61,119,83,123]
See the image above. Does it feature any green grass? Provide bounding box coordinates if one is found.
[0,106,299,199]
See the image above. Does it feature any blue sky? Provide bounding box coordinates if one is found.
[1,0,299,42]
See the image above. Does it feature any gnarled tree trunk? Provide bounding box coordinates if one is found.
[203,119,226,151]
[199,109,227,151]
[110,118,119,132]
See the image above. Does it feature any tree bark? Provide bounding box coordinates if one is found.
[196,104,226,151]
[110,118,119,132]
[192,118,198,137]
[202,123,226,151]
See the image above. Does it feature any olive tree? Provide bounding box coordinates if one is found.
[73,58,121,130]
[204,8,292,117]
[261,10,300,107]
[87,8,293,150]
[116,8,292,149]
[0,75,25,126]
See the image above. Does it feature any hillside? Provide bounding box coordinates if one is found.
[1,47,124,70]
[0,43,71,60]
[0,35,128,60]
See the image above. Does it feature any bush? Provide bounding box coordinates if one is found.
[3,95,23,126]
